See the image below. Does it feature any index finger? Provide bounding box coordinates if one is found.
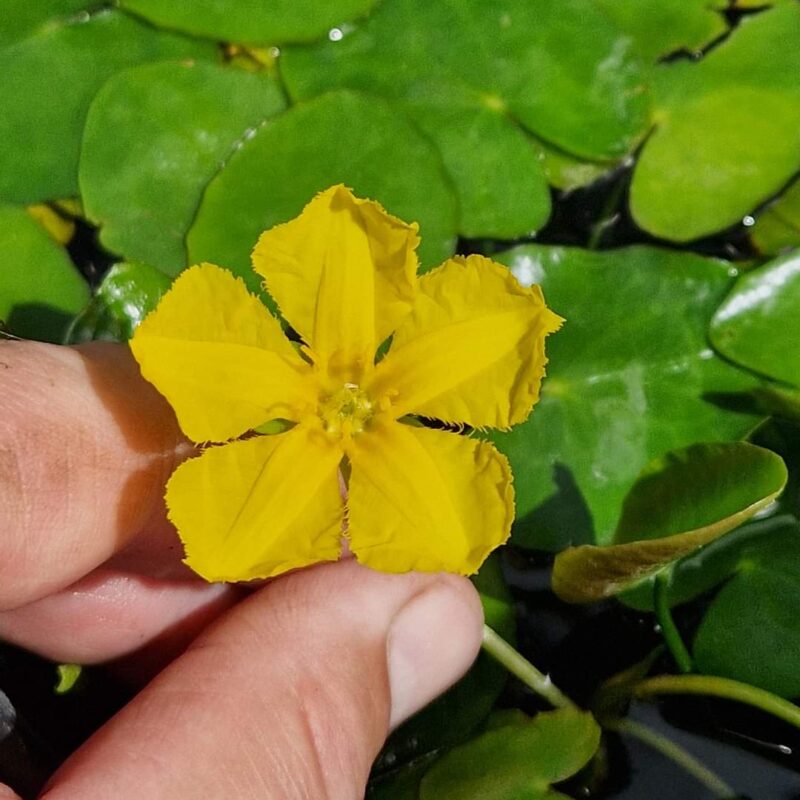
[0,341,183,610]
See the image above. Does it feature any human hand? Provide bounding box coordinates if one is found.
[0,341,483,799]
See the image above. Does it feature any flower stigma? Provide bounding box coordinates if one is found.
[318,382,375,438]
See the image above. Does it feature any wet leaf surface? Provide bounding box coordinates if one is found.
[119,0,379,45]
[64,261,172,344]
[710,250,800,387]
[491,245,762,550]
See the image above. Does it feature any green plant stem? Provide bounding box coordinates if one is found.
[653,572,693,674]
[634,674,800,731]
[606,718,734,798]
[481,625,576,710]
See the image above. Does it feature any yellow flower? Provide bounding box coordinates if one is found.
[130,185,562,583]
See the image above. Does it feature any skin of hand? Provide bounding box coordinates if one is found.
[0,341,484,799]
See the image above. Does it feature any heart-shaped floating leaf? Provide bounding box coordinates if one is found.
[0,8,215,204]
[187,90,458,292]
[630,3,800,242]
[551,442,787,603]
[119,0,378,45]
[710,250,800,388]
[594,0,727,62]
[0,203,88,342]
[690,516,800,698]
[374,555,516,777]
[418,709,601,800]
[64,262,172,344]
[282,0,649,238]
[403,101,552,239]
[491,245,762,551]
[80,61,285,274]
[751,179,800,256]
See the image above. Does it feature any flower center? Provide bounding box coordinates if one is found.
[318,383,374,438]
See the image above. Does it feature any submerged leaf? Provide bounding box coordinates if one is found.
[551,442,787,603]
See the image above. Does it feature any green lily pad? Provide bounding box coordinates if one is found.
[282,0,649,237]
[418,709,601,800]
[551,442,787,603]
[374,555,515,776]
[64,262,172,344]
[119,0,378,45]
[0,203,89,342]
[187,91,458,292]
[751,180,800,256]
[593,0,727,62]
[80,61,285,274]
[710,250,800,387]
[691,517,800,698]
[491,245,763,550]
[0,0,90,47]
[0,8,215,204]
[405,101,552,239]
[630,3,800,242]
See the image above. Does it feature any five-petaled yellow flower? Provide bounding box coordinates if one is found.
[130,185,562,583]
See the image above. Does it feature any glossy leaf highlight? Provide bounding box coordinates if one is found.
[551,443,787,603]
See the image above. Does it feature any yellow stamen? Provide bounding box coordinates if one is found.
[318,383,374,438]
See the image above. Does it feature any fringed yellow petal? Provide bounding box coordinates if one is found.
[167,424,344,582]
[130,263,315,443]
[367,255,563,429]
[346,420,513,575]
[251,184,419,381]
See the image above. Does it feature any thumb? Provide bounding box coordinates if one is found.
[43,561,484,800]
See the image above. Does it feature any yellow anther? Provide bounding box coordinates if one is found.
[318,384,374,438]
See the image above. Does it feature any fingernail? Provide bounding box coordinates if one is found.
[386,578,483,729]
